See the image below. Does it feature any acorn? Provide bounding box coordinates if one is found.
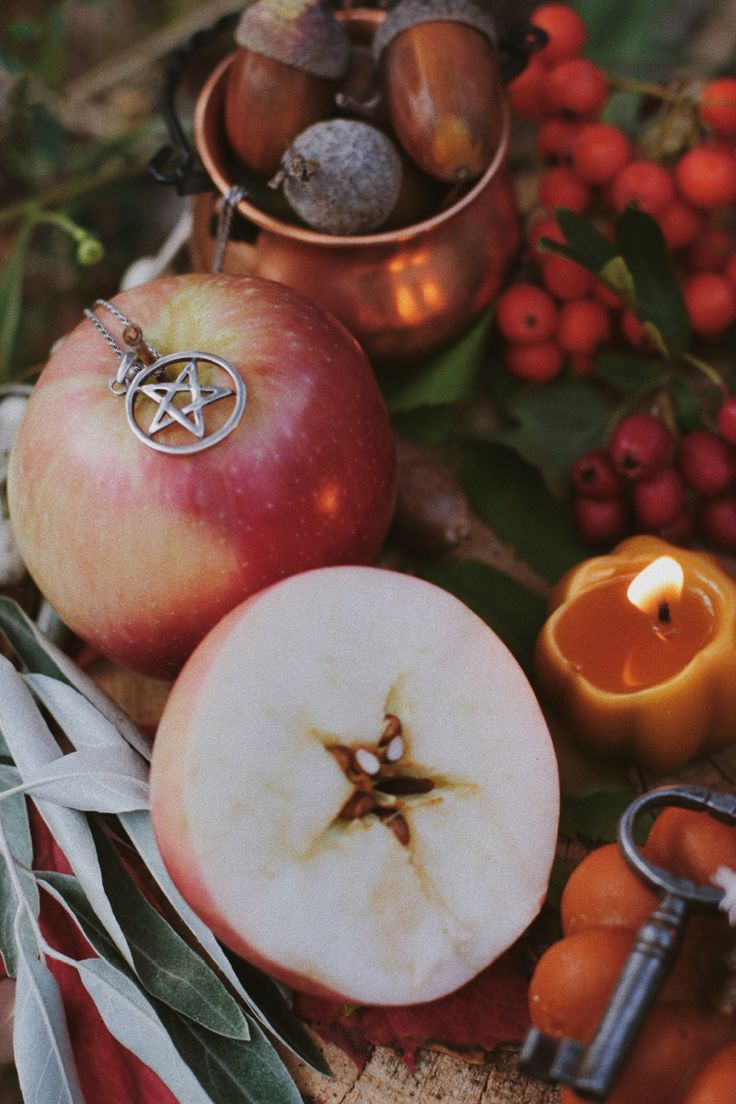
[224,0,350,178]
[373,0,504,183]
[271,119,403,235]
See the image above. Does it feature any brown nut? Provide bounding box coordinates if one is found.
[374,0,504,184]
[224,0,349,178]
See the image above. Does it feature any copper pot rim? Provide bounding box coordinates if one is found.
[193,37,511,249]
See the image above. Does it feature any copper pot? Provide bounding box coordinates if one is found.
[190,9,520,360]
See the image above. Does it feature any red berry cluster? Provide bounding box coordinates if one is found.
[572,403,736,548]
[500,2,736,387]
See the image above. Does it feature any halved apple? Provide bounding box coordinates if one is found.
[150,567,559,1006]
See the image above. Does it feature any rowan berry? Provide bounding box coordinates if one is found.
[620,310,652,350]
[725,253,736,290]
[531,3,587,64]
[496,283,558,344]
[537,118,579,162]
[678,431,735,497]
[716,394,736,444]
[573,494,629,544]
[697,493,736,550]
[675,144,736,210]
[505,341,563,383]
[658,201,702,252]
[685,226,734,273]
[698,77,736,138]
[632,466,686,529]
[571,122,632,185]
[570,449,625,499]
[593,278,621,310]
[540,254,596,299]
[683,272,736,336]
[609,160,674,217]
[569,354,595,376]
[539,166,591,213]
[609,413,674,480]
[556,298,611,355]
[527,214,564,256]
[545,58,609,119]
[508,56,550,121]
[658,508,693,545]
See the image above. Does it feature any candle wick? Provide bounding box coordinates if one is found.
[654,600,675,638]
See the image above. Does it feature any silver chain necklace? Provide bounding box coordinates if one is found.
[84,299,246,456]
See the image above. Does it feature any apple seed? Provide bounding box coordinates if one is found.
[385,734,405,762]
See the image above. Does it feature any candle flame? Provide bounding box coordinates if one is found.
[626,556,684,620]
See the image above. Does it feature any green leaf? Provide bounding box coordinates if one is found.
[159,1005,305,1104]
[91,824,250,1040]
[390,406,459,447]
[0,598,150,760]
[554,208,618,272]
[488,376,619,499]
[0,769,38,977]
[36,871,129,972]
[670,376,705,433]
[384,309,493,414]
[14,911,86,1104]
[614,208,691,355]
[595,351,667,393]
[460,441,589,583]
[76,958,213,1104]
[417,559,547,676]
[0,222,31,381]
[559,787,639,843]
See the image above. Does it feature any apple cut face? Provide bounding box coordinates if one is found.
[150,566,559,1006]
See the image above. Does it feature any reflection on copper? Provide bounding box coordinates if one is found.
[190,8,519,360]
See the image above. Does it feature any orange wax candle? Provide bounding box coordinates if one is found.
[535,536,736,772]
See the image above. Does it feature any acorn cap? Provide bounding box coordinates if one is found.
[278,119,403,235]
[235,0,350,80]
[372,0,497,60]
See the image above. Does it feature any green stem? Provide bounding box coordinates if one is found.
[609,76,680,102]
[683,352,728,397]
[0,159,142,229]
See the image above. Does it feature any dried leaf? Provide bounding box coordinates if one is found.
[18,747,149,813]
[76,957,212,1104]
[13,911,85,1103]
[0,656,133,966]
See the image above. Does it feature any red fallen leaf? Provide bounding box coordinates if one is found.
[30,806,178,1104]
[294,944,531,1070]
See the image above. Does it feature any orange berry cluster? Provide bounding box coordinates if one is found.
[499,3,736,548]
[529,808,736,1104]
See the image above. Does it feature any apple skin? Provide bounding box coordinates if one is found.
[150,566,559,1006]
[8,274,397,678]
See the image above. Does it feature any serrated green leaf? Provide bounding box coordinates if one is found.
[76,958,213,1104]
[417,559,547,676]
[159,1004,306,1104]
[91,823,249,1040]
[13,910,86,1104]
[488,376,618,499]
[595,351,667,393]
[559,788,639,842]
[384,309,493,414]
[614,208,691,355]
[460,441,589,583]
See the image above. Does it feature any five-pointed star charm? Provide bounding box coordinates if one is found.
[140,359,234,439]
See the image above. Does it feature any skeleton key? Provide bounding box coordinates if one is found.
[519,784,736,1101]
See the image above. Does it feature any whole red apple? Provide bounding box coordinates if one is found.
[8,274,396,677]
[151,566,559,1005]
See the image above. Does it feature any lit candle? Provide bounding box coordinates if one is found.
[535,536,736,772]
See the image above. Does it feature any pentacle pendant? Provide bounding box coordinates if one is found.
[125,351,246,455]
